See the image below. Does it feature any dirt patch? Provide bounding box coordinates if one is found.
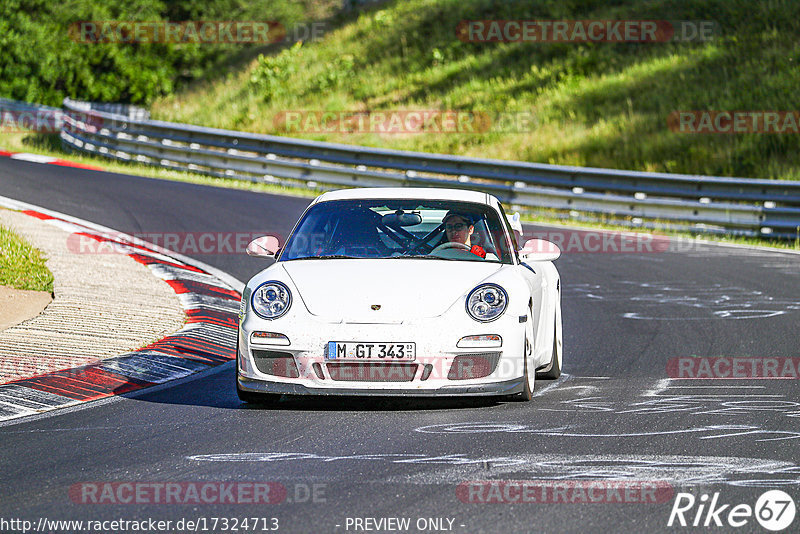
[0,285,52,331]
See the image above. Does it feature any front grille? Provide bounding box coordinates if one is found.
[327,363,417,382]
[251,349,299,378]
[448,352,501,380]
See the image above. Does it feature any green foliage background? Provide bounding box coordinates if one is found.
[3,0,800,180]
[153,0,800,180]
[0,0,313,105]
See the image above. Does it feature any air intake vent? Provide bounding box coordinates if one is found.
[327,363,417,382]
[312,362,324,380]
[420,364,433,381]
[448,352,501,380]
[251,350,299,378]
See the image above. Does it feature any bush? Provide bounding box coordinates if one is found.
[0,0,308,105]
[249,42,303,102]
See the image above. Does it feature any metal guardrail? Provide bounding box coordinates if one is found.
[62,98,150,121]
[7,97,800,238]
[0,97,64,131]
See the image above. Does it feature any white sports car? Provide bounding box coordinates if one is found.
[236,187,562,402]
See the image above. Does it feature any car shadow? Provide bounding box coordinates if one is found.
[120,363,511,411]
[238,394,506,411]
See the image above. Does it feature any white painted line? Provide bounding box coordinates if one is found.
[650,394,784,398]
[9,153,57,163]
[665,385,766,389]
[533,373,570,397]
[641,378,672,397]
[577,376,611,379]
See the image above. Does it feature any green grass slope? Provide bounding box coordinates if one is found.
[152,0,800,181]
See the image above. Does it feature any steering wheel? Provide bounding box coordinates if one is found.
[430,241,472,254]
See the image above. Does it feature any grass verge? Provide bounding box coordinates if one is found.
[0,219,54,292]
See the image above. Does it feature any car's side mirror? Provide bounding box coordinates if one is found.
[506,211,523,235]
[519,238,561,262]
[246,235,281,258]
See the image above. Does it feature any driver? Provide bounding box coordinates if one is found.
[442,211,486,258]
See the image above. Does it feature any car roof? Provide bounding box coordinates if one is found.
[313,187,493,205]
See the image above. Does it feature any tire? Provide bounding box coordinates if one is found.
[503,308,534,401]
[518,353,534,401]
[537,321,562,380]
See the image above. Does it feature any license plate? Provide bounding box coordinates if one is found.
[326,342,416,361]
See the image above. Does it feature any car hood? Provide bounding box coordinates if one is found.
[281,259,504,323]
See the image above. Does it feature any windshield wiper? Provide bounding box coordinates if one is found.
[289,254,360,260]
[401,254,455,260]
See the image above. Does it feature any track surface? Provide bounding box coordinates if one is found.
[1,158,799,533]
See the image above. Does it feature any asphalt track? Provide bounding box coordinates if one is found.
[1,157,799,533]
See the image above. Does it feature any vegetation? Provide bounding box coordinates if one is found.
[0,222,54,292]
[151,0,800,181]
[0,0,338,105]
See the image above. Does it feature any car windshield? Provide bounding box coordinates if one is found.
[279,199,514,264]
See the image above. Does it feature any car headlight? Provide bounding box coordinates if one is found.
[251,281,292,320]
[466,284,508,322]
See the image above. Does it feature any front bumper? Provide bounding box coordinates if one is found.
[236,309,527,397]
[237,375,524,397]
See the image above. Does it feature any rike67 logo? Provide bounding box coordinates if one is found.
[668,490,796,531]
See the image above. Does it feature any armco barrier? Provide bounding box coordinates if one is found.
[6,97,800,238]
[62,98,149,121]
[1,97,64,132]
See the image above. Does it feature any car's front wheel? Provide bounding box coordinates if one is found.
[503,307,534,402]
[537,322,561,379]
